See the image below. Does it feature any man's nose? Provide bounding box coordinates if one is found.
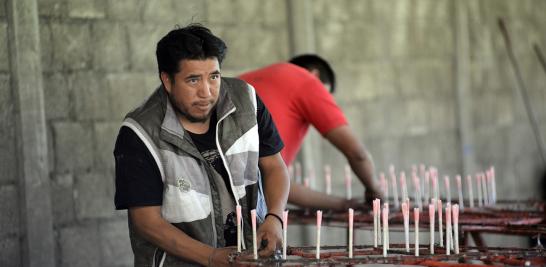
[198,81,212,97]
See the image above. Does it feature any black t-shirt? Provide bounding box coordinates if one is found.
[114,95,283,210]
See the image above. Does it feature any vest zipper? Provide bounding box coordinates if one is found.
[215,106,247,250]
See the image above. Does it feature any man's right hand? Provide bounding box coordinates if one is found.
[208,247,236,267]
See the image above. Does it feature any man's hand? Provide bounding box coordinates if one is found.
[208,247,236,267]
[365,187,383,204]
[257,215,283,257]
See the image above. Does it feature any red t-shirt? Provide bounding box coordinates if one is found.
[239,63,347,165]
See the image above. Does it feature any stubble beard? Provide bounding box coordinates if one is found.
[168,95,214,123]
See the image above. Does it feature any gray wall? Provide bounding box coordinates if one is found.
[1,0,545,266]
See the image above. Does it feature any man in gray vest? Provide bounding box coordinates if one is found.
[114,24,290,266]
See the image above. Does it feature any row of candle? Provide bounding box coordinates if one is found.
[379,165,497,210]
[373,198,460,256]
[237,200,460,260]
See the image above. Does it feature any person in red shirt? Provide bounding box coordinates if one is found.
[240,54,382,210]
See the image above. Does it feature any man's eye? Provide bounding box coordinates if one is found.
[188,78,199,84]
[211,74,220,80]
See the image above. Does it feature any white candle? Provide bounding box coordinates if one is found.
[413,172,422,210]
[428,203,435,254]
[380,172,388,201]
[402,202,410,252]
[324,165,332,195]
[452,204,459,254]
[382,206,388,257]
[456,175,464,210]
[373,199,378,247]
[476,174,483,207]
[414,207,420,256]
[251,209,257,259]
[390,166,399,208]
[425,171,430,204]
[282,210,288,259]
[316,210,322,259]
[348,208,354,258]
[400,172,408,205]
[481,172,488,206]
[446,204,452,255]
[236,205,242,253]
[384,203,390,249]
[486,170,494,205]
[377,199,382,245]
[345,165,352,200]
[438,199,443,248]
[432,175,439,205]
[466,175,474,208]
[490,166,497,204]
[444,175,451,204]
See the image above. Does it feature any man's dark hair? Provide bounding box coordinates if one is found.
[289,54,336,93]
[156,24,227,81]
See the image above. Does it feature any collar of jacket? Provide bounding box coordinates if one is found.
[158,78,236,159]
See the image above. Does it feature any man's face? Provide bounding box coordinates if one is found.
[162,58,221,123]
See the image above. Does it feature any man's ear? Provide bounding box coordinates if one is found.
[160,72,172,93]
[309,68,321,79]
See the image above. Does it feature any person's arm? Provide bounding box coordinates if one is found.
[324,125,383,203]
[288,183,360,210]
[129,206,233,266]
[256,153,290,256]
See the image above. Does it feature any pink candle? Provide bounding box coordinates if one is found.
[413,172,422,210]
[490,166,497,204]
[456,175,464,210]
[316,210,322,259]
[432,175,439,204]
[438,199,443,248]
[446,204,452,255]
[282,210,288,259]
[384,203,390,249]
[452,204,459,254]
[382,206,389,257]
[380,172,388,201]
[402,202,410,252]
[236,205,242,252]
[304,177,310,188]
[251,209,257,259]
[466,175,474,208]
[425,171,430,204]
[400,172,408,204]
[373,199,379,247]
[324,165,331,195]
[444,175,451,204]
[345,165,352,200]
[348,208,354,258]
[428,203,435,254]
[414,207,420,256]
[480,172,488,205]
[390,167,399,208]
[476,174,483,206]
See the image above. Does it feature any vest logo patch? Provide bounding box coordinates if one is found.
[177,178,191,192]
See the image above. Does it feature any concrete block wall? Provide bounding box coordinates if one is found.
[2,0,545,266]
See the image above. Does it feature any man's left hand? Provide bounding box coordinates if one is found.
[257,215,283,257]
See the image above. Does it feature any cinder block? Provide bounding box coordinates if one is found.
[398,60,453,97]
[427,98,456,131]
[391,18,454,59]
[414,0,451,21]
[51,173,75,225]
[345,24,388,61]
[0,74,16,184]
[0,22,8,72]
[0,237,21,267]
[91,22,129,72]
[67,0,105,19]
[106,0,143,21]
[59,224,101,267]
[0,0,5,18]
[142,0,176,23]
[94,122,120,171]
[0,185,20,236]
[39,22,56,73]
[68,71,110,120]
[99,219,132,266]
[52,122,94,172]
[313,0,351,22]
[74,171,115,219]
[38,0,66,17]
[315,21,348,62]
[51,23,91,70]
[206,0,238,24]
[107,73,158,119]
[171,0,207,24]
[127,23,168,72]
[263,0,287,26]
[43,73,70,120]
